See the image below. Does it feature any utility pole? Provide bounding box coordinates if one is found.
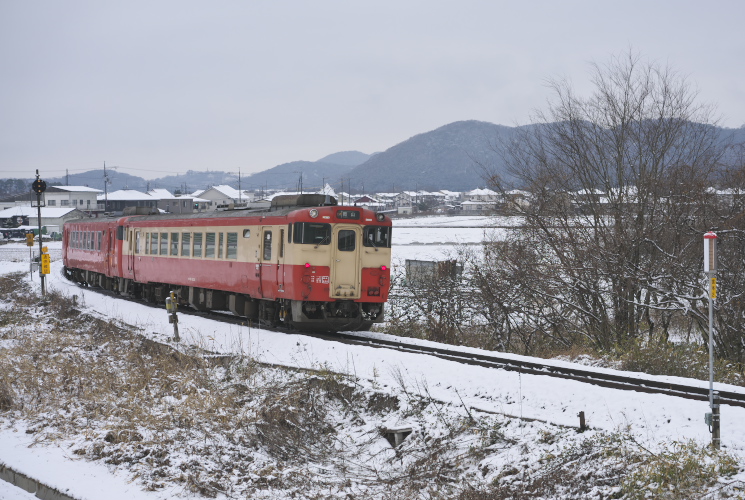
[238,167,242,202]
[103,162,110,213]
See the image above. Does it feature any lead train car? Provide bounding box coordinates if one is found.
[63,195,391,331]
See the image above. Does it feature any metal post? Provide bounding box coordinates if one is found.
[31,170,47,296]
[166,291,180,341]
[703,231,719,448]
[712,391,720,449]
[37,193,45,296]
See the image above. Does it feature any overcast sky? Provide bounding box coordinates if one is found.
[1,1,744,181]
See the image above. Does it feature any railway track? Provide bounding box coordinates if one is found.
[75,279,745,409]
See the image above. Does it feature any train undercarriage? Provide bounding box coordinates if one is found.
[63,267,384,332]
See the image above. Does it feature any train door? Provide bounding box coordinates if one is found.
[106,227,116,276]
[126,227,137,280]
[259,226,277,297]
[330,225,361,299]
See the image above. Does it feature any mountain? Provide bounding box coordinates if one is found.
[50,169,150,193]
[5,121,744,196]
[241,160,354,192]
[316,151,371,166]
[347,121,514,192]
[145,170,238,194]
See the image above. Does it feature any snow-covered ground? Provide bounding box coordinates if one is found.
[1,216,744,498]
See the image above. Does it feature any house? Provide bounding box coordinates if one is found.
[465,188,499,202]
[44,186,103,215]
[98,190,158,214]
[0,206,86,232]
[461,200,498,212]
[147,189,195,214]
[193,185,254,210]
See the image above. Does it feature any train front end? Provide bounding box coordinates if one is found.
[283,203,392,331]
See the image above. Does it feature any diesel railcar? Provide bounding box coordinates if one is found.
[63,194,392,331]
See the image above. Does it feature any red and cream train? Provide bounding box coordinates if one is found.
[63,195,392,331]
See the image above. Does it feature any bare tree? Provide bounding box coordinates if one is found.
[485,51,739,353]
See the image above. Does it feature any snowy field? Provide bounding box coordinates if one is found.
[1,216,745,498]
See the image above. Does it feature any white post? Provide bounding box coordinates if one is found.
[703,231,719,449]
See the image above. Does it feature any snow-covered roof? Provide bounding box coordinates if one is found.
[49,186,103,193]
[147,189,176,200]
[0,206,80,218]
[210,185,242,199]
[97,190,155,201]
[147,189,193,200]
[466,188,497,196]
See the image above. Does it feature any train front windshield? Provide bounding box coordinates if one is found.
[363,226,391,248]
[294,222,331,245]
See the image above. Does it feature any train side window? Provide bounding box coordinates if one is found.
[227,232,237,259]
[193,233,203,257]
[98,231,103,251]
[171,232,179,256]
[338,229,356,251]
[243,229,251,238]
[73,231,77,249]
[135,232,141,254]
[288,223,292,243]
[279,229,284,258]
[205,232,215,258]
[263,231,272,260]
[160,232,168,256]
[145,233,150,254]
[151,233,158,255]
[218,233,224,259]
[182,232,191,257]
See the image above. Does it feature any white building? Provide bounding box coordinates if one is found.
[193,185,254,210]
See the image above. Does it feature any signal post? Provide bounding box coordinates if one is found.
[703,231,720,449]
[31,171,47,295]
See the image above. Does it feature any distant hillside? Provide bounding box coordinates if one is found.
[7,122,744,196]
[241,161,353,192]
[316,151,371,167]
[46,169,149,193]
[146,170,237,194]
[347,121,514,192]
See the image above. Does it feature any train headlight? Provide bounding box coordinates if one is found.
[381,265,387,271]
[376,213,385,222]
[309,209,319,218]
[305,262,311,268]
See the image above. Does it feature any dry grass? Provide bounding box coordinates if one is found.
[1,273,742,499]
